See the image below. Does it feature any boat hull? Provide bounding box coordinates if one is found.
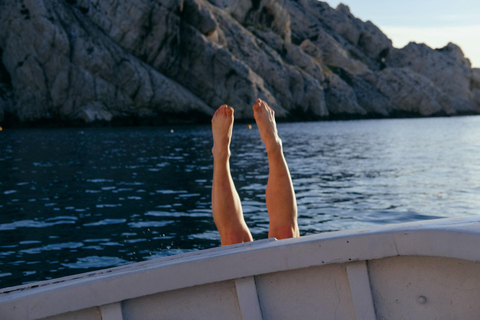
[1,217,480,320]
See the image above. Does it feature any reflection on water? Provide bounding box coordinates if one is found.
[1,116,480,288]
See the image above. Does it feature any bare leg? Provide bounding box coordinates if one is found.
[211,105,253,246]
[253,99,299,239]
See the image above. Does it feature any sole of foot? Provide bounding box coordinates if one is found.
[253,99,282,153]
[212,104,234,158]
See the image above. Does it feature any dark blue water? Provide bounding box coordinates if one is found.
[1,116,479,288]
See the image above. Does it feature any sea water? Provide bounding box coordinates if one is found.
[1,116,479,288]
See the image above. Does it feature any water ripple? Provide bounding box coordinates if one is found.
[0,219,77,231]
[62,256,129,269]
[0,117,479,288]
[83,219,127,226]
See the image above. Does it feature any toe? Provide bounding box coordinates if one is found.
[212,109,219,121]
[216,105,225,114]
[260,100,268,110]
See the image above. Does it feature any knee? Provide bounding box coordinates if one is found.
[220,229,253,246]
[269,224,299,240]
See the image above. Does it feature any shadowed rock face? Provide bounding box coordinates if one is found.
[0,0,479,126]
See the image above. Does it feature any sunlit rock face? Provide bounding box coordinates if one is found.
[0,0,478,126]
[386,42,479,114]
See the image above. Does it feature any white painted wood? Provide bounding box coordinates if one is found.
[100,303,123,320]
[255,264,355,320]
[235,277,263,320]
[1,218,480,320]
[122,280,242,320]
[41,308,102,320]
[346,261,376,320]
[369,256,480,320]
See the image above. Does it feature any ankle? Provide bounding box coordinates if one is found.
[265,137,283,154]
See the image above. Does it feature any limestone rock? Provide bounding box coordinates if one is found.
[0,87,13,123]
[306,28,369,75]
[324,71,366,116]
[284,42,324,83]
[207,2,328,117]
[472,69,480,109]
[0,0,479,126]
[440,42,472,68]
[246,0,292,43]
[291,0,392,61]
[284,0,384,76]
[386,42,475,113]
[184,0,219,36]
[373,68,455,116]
[0,59,12,122]
[472,68,480,89]
[73,0,306,119]
[350,72,392,116]
[206,0,252,23]
[248,28,284,53]
[473,89,480,108]
[0,0,214,124]
[76,102,113,123]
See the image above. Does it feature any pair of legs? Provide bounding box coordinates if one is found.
[211,98,299,246]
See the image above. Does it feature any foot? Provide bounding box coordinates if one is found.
[253,99,282,153]
[212,104,234,159]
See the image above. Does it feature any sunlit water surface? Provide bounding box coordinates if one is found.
[1,116,479,288]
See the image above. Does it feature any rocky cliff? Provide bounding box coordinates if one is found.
[0,0,479,126]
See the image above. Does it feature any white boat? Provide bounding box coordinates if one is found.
[1,217,480,320]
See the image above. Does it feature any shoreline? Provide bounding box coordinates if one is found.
[2,110,479,129]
